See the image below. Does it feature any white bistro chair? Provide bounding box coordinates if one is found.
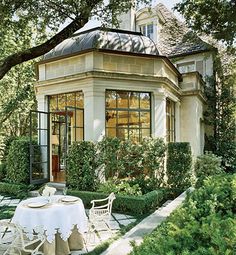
[0,220,45,254]
[87,193,116,243]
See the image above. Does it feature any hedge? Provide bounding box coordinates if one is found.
[0,182,29,198]
[68,189,166,216]
[166,142,192,191]
[131,174,236,255]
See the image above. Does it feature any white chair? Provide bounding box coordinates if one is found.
[87,193,116,243]
[41,186,56,197]
[0,220,45,254]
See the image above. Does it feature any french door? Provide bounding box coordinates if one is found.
[29,107,84,184]
[30,110,50,184]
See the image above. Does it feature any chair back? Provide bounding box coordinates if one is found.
[107,192,116,215]
[42,186,57,196]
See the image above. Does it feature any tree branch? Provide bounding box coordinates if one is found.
[0,14,89,80]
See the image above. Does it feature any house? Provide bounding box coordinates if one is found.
[31,3,214,184]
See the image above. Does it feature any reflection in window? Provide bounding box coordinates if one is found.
[105,90,151,142]
[49,91,84,143]
[166,99,175,142]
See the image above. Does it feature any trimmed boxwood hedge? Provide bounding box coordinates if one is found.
[67,189,166,215]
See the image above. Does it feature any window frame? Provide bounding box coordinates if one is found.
[166,98,176,142]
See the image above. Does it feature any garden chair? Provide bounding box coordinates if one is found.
[41,186,56,197]
[0,220,45,254]
[87,193,116,243]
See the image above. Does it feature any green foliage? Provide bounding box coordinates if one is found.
[6,136,34,184]
[166,142,192,191]
[130,174,236,255]
[66,141,98,191]
[68,189,165,216]
[194,152,223,187]
[0,136,18,161]
[0,182,29,198]
[98,137,166,187]
[0,206,16,220]
[98,179,142,196]
[0,163,7,181]
[175,0,236,47]
[204,58,236,173]
[97,137,122,178]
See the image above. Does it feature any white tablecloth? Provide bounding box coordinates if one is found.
[12,195,88,243]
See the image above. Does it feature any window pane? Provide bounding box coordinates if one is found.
[117,111,129,125]
[106,91,116,108]
[57,94,66,110]
[140,112,150,128]
[49,95,57,112]
[76,92,84,108]
[117,128,128,140]
[140,93,150,109]
[67,93,75,107]
[166,99,175,142]
[129,112,140,128]
[141,129,150,139]
[117,91,128,108]
[129,92,139,109]
[129,129,139,143]
[147,24,153,39]
[106,128,116,138]
[106,110,116,127]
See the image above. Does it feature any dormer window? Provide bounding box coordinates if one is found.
[140,23,154,40]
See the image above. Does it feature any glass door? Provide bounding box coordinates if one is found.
[51,113,67,183]
[30,110,50,184]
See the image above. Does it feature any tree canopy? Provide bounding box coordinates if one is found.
[0,0,150,81]
[174,0,236,48]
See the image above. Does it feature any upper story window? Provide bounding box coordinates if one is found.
[177,60,204,76]
[140,23,154,40]
[105,90,151,142]
[177,61,195,73]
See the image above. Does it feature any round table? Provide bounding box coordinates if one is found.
[12,195,88,255]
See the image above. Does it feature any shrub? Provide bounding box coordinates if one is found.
[0,163,7,181]
[0,182,29,198]
[194,152,223,187]
[98,179,142,196]
[97,137,166,187]
[1,136,18,162]
[166,142,192,191]
[6,137,33,184]
[131,174,236,255]
[68,189,166,215]
[66,141,98,191]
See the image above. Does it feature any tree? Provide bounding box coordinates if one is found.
[0,0,150,81]
[174,0,236,48]
[175,0,236,172]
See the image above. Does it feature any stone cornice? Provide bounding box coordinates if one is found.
[35,70,181,95]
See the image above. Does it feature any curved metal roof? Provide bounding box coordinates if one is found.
[44,27,159,60]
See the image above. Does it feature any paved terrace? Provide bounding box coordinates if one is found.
[0,189,190,254]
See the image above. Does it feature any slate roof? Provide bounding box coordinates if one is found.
[156,3,214,57]
[44,27,159,60]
